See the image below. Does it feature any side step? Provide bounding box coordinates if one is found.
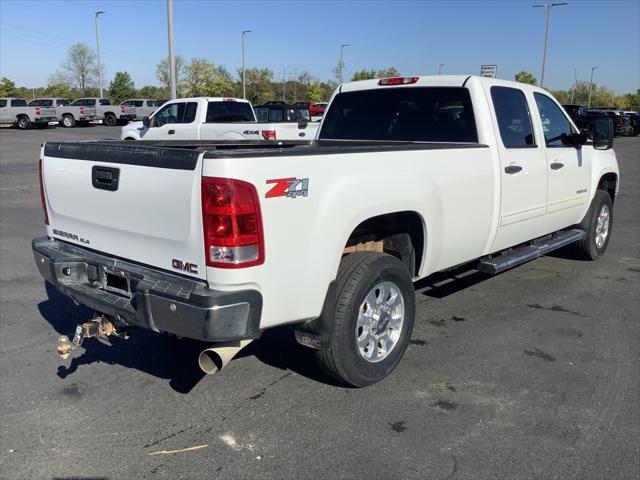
[477,229,586,275]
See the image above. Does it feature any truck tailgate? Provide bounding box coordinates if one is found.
[41,142,206,280]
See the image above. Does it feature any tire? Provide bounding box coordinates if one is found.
[104,114,117,127]
[16,116,31,130]
[573,190,613,260]
[315,252,415,387]
[61,115,76,128]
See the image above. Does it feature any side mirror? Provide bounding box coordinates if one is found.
[142,116,150,127]
[593,117,614,150]
[298,119,309,129]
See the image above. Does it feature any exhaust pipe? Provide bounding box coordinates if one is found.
[198,339,253,375]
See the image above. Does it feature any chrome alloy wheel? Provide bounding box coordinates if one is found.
[355,281,405,363]
[595,204,610,249]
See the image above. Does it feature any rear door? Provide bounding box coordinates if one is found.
[487,86,549,251]
[532,92,590,229]
[41,142,206,279]
[143,101,199,140]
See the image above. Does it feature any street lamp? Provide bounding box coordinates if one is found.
[588,66,597,108]
[532,2,568,88]
[167,0,176,99]
[438,63,445,75]
[95,11,105,97]
[242,30,252,99]
[339,44,350,83]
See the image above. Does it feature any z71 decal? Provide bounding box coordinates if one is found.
[265,177,309,199]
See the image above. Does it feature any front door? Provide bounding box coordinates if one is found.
[488,86,549,252]
[144,101,198,140]
[532,93,591,230]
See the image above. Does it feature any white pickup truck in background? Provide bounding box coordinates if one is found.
[29,97,97,128]
[119,98,166,120]
[0,97,57,129]
[120,97,319,141]
[70,98,136,126]
[34,76,618,387]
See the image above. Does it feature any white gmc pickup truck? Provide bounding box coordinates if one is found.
[120,97,319,142]
[33,76,619,387]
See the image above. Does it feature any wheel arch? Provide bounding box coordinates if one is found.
[597,172,618,204]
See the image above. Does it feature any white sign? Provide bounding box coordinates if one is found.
[481,65,498,78]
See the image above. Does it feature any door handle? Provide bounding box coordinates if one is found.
[550,162,564,170]
[504,165,522,174]
[168,129,175,135]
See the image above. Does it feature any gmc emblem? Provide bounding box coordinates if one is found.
[172,259,198,274]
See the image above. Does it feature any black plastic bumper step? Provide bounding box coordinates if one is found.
[477,229,586,275]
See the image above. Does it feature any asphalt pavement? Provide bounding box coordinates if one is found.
[0,125,638,480]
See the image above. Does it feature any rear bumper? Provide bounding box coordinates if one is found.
[35,117,57,123]
[32,237,262,342]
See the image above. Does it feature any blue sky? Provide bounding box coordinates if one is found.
[1,0,638,94]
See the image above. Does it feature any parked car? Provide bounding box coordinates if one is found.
[120,97,319,141]
[622,110,640,136]
[70,98,136,126]
[119,99,164,120]
[29,97,97,128]
[589,108,633,136]
[294,100,327,117]
[0,97,57,129]
[35,75,618,387]
[254,103,311,123]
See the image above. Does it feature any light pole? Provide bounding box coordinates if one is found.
[588,66,597,108]
[532,2,567,88]
[339,44,350,83]
[438,63,445,75]
[242,30,252,99]
[95,11,104,97]
[166,0,177,99]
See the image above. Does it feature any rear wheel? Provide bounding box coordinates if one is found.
[16,116,31,130]
[573,190,613,260]
[315,252,415,387]
[104,114,117,127]
[61,115,76,128]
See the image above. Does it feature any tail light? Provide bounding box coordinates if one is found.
[616,116,622,126]
[38,159,49,225]
[202,177,264,268]
[378,76,419,86]
[120,106,125,113]
[262,130,276,140]
[35,107,41,117]
[80,107,85,115]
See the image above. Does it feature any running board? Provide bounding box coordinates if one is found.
[477,229,586,275]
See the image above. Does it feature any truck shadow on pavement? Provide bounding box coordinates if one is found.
[414,263,494,298]
[37,282,338,391]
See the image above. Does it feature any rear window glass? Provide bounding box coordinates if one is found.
[255,108,268,122]
[40,99,53,107]
[268,109,284,122]
[206,101,254,122]
[286,108,310,121]
[57,99,70,106]
[0,100,7,107]
[11,99,27,107]
[71,99,94,106]
[490,86,536,148]
[320,87,478,142]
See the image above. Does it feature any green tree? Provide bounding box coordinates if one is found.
[0,77,17,96]
[238,67,275,105]
[351,69,378,81]
[44,83,74,98]
[307,82,324,102]
[515,71,537,85]
[156,55,185,95]
[108,71,136,104]
[138,85,168,99]
[377,67,400,78]
[183,58,234,97]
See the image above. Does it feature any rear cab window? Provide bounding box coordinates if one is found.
[319,87,478,142]
[206,101,255,122]
[490,86,536,148]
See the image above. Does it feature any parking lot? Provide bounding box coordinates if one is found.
[0,125,638,479]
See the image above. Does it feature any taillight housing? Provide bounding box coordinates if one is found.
[38,159,49,225]
[378,76,419,86]
[120,106,125,113]
[262,130,276,140]
[80,107,85,115]
[202,177,264,268]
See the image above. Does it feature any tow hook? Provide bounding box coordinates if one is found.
[56,313,129,360]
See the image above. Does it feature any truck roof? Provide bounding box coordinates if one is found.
[166,97,252,104]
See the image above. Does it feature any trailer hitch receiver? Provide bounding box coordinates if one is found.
[56,314,128,360]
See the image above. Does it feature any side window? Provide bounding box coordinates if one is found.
[29,100,41,106]
[58,99,70,106]
[41,100,53,107]
[534,93,575,147]
[183,102,197,123]
[99,99,111,105]
[152,103,183,126]
[11,99,27,107]
[0,99,6,108]
[490,86,535,148]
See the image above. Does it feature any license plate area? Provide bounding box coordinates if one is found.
[100,268,132,298]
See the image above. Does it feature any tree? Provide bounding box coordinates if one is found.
[183,58,234,97]
[238,67,275,105]
[139,85,168,99]
[351,69,378,81]
[307,82,324,102]
[58,43,100,90]
[44,83,74,98]
[377,67,400,78]
[0,77,17,97]
[156,55,185,95]
[108,71,136,104]
[515,71,537,85]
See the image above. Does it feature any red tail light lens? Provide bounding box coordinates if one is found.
[202,177,264,268]
[262,130,276,140]
[80,107,85,115]
[378,76,419,86]
[120,106,125,113]
[38,159,49,225]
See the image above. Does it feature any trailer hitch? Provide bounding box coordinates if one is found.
[56,313,130,360]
